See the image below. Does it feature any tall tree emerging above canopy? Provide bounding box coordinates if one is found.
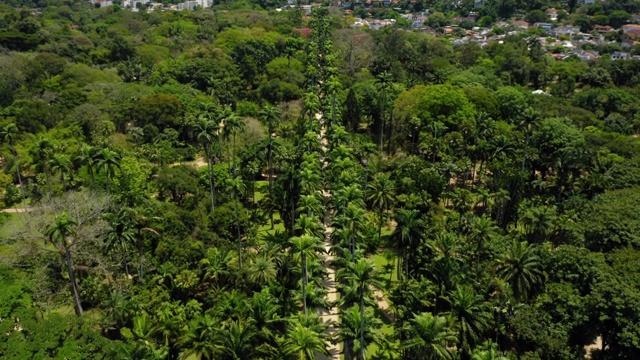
[394,84,476,137]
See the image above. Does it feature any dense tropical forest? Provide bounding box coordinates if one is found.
[2,0,640,359]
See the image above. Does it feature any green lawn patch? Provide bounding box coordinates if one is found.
[257,211,285,235]
[371,250,398,286]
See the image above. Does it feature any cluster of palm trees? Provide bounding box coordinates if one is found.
[191,105,246,212]
[30,140,122,196]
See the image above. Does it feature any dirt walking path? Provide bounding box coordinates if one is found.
[316,113,341,360]
[1,207,31,213]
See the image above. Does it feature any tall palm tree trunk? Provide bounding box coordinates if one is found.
[235,195,242,270]
[205,148,215,212]
[359,289,365,360]
[14,153,27,209]
[379,108,385,153]
[268,136,274,229]
[138,238,145,282]
[64,246,83,316]
[331,93,336,129]
[405,243,409,278]
[45,166,52,198]
[302,254,307,315]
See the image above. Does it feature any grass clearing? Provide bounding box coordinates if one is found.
[371,250,398,287]
[254,180,269,203]
[257,211,286,235]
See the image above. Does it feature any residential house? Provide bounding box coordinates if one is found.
[533,22,554,32]
[572,49,599,61]
[594,24,614,32]
[611,51,630,60]
[474,0,485,7]
[546,8,558,21]
[90,0,113,7]
[412,15,427,29]
[578,0,595,4]
[352,18,369,27]
[512,19,529,30]
[176,1,197,10]
[552,25,579,37]
[622,24,640,39]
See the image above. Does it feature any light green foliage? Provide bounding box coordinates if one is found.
[394,84,476,131]
[581,187,640,250]
[111,157,153,206]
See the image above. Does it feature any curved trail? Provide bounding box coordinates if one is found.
[316,113,341,360]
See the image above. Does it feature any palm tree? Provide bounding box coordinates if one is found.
[333,203,366,257]
[297,194,323,218]
[45,212,83,316]
[104,208,137,277]
[260,105,280,227]
[333,185,365,214]
[284,321,330,360]
[0,123,27,207]
[222,113,245,173]
[446,286,492,358]
[336,305,384,360]
[471,341,509,360]
[32,137,54,197]
[96,147,121,191]
[192,113,220,211]
[299,167,322,194]
[130,206,160,282]
[303,92,320,132]
[289,234,323,315]
[403,312,457,360]
[49,154,73,189]
[249,288,281,344]
[375,71,392,153]
[152,303,184,353]
[337,257,384,360]
[326,75,341,128]
[428,233,465,300]
[76,144,99,187]
[226,176,247,269]
[178,314,218,360]
[497,241,544,302]
[519,206,555,243]
[470,216,498,272]
[366,173,395,239]
[248,252,277,286]
[200,247,233,288]
[217,320,256,360]
[392,208,424,279]
[121,312,168,359]
[519,107,538,174]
